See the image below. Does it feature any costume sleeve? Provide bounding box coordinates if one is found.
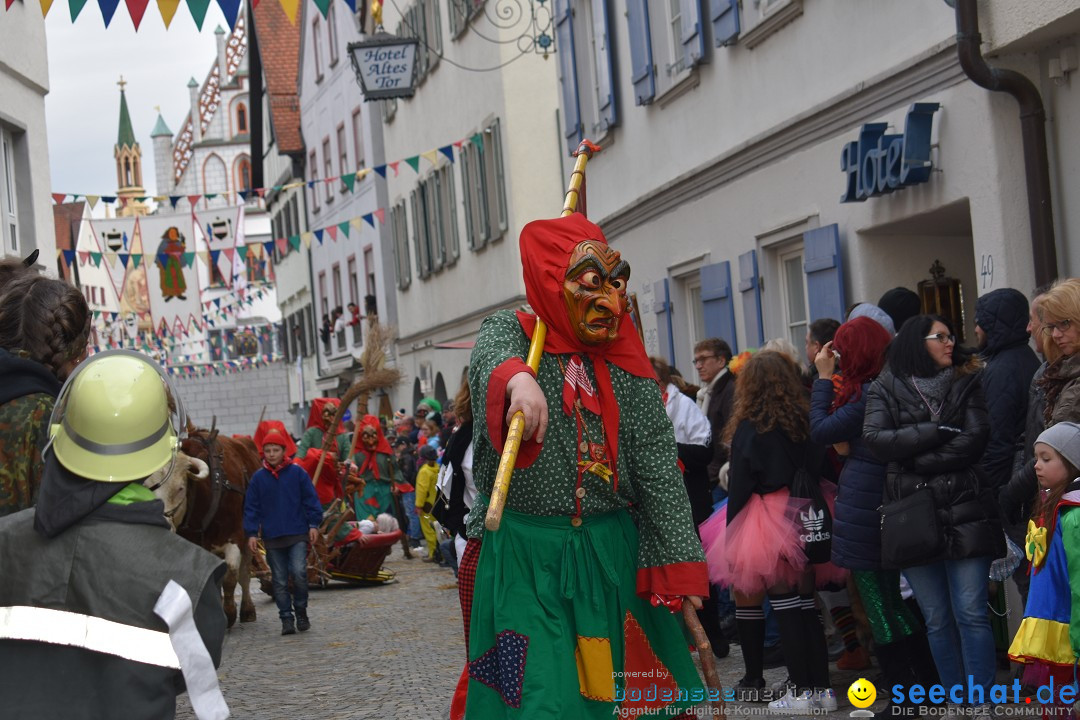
[296,427,320,459]
[242,472,262,537]
[809,379,866,446]
[298,467,324,527]
[1062,508,1080,657]
[628,375,709,600]
[468,311,541,472]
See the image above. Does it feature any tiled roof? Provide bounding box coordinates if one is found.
[252,0,303,154]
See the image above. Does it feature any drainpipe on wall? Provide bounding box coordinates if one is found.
[953,0,1058,287]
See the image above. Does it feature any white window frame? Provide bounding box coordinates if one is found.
[312,16,324,81]
[777,245,810,350]
[740,0,803,49]
[351,108,366,169]
[647,0,693,97]
[327,3,340,66]
[1,127,18,254]
[337,124,348,193]
[392,200,411,289]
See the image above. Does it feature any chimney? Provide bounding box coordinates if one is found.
[188,77,201,143]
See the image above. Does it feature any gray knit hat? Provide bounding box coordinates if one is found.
[1035,422,1080,470]
[847,303,896,336]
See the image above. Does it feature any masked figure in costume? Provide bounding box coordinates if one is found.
[346,415,398,521]
[154,227,187,301]
[296,398,345,461]
[463,213,709,718]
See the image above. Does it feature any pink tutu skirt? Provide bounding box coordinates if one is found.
[699,483,848,595]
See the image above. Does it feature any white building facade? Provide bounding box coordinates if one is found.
[297,0,397,413]
[378,0,564,411]
[0,1,54,265]
[552,0,1080,374]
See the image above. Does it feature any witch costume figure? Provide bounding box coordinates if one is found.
[347,414,398,520]
[296,398,345,460]
[463,213,709,719]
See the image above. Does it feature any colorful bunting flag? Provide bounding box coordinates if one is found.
[278,0,298,23]
[341,173,355,193]
[338,221,350,239]
[125,0,149,29]
[38,0,53,14]
[313,228,323,244]
[438,145,455,163]
[373,208,385,225]
[421,150,439,167]
[186,0,210,29]
[97,0,120,25]
[216,0,240,29]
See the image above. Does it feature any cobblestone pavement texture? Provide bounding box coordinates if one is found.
[178,550,1039,719]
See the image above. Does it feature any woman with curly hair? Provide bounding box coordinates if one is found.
[0,273,91,516]
[699,350,833,711]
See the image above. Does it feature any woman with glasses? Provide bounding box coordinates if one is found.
[863,315,1003,715]
[1037,279,1080,427]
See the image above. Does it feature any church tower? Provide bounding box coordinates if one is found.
[114,77,149,217]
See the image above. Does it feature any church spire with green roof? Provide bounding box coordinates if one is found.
[114,76,148,217]
[117,78,136,149]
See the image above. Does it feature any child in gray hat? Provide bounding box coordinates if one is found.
[1006,421,1080,707]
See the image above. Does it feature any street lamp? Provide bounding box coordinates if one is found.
[347,0,420,101]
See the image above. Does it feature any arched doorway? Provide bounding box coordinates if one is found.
[412,377,422,412]
[434,372,448,409]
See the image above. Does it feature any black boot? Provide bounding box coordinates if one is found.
[281,618,296,636]
[873,639,919,719]
[296,608,310,632]
[698,586,730,659]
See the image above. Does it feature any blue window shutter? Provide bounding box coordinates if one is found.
[679,0,704,71]
[652,278,675,362]
[709,0,739,46]
[591,0,617,132]
[626,0,655,106]
[738,249,763,348]
[555,0,582,154]
[803,224,847,323]
[700,261,738,353]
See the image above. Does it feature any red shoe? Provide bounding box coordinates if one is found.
[836,646,871,670]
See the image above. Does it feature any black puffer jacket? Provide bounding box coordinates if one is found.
[863,362,1004,564]
[975,289,1041,490]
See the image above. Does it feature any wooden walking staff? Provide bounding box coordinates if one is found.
[484,138,600,533]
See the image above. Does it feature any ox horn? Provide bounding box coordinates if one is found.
[188,457,210,479]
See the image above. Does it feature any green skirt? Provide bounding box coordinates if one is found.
[353,478,392,520]
[465,507,704,719]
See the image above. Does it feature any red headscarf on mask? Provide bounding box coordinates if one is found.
[307,397,346,434]
[486,213,653,488]
[355,414,393,479]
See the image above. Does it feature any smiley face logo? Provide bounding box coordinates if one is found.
[847,678,877,709]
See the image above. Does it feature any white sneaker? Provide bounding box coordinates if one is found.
[768,689,814,714]
[815,689,838,712]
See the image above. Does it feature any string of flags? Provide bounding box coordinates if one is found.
[50,131,479,209]
[9,0,363,33]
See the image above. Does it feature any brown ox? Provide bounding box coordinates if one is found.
[144,450,210,529]
[148,426,262,627]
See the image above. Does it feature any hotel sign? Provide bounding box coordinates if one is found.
[841,103,940,202]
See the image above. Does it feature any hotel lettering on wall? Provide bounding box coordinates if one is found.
[841,103,940,202]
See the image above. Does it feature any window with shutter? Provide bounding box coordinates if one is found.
[709,0,739,46]
[652,278,675,362]
[700,261,738,353]
[554,0,582,154]
[626,0,655,106]
[803,224,846,325]
[738,249,764,349]
[485,119,508,237]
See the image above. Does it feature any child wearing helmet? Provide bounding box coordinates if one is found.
[244,420,323,636]
[0,350,228,720]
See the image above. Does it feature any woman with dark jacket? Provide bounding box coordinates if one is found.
[809,317,936,710]
[863,315,1003,709]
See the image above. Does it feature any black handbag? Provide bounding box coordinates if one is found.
[790,466,833,564]
[879,485,944,569]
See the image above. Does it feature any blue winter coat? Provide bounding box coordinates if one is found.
[809,379,885,571]
[243,461,324,541]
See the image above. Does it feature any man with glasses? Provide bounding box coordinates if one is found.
[694,338,735,493]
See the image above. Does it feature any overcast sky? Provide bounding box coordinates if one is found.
[44,4,229,201]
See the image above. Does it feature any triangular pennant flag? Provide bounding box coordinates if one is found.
[326,225,338,242]
[338,221,350,239]
[438,145,455,163]
[119,253,129,268]
[96,0,121,26]
[213,298,222,308]
[224,248,235,262]
[453,139,465,148]
[186,0,211,29]
[238,190,250,202]
[389,161,401,176]
[51,193,65,204]
[205,193,218,201]
[182,252,196,268]
[341,173,356,193]
[373,208,386,225]
[373,165,387,178]
[313,228,324,244]
[63,250,76,266]
[101,196,117,205]
[131,254,142,269]
[301,233,312,249]
[68,0,89,20]
[263,240,275,256]
[91,252,103,267]
[124,0,149,29]
[210,249,221,265]
[350,218,363,232]
[362,213,375,228]
[187,194,201,207]
[306,180,316,189]
[275,237,288,255]
[157,0,179,27]
[289,236,301,251]
[255,187,267,198]
[310,0,328,16]
[169,195,181,208]
[78,251,90,265]
[421,150,439,167]
[216,0,241,29]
